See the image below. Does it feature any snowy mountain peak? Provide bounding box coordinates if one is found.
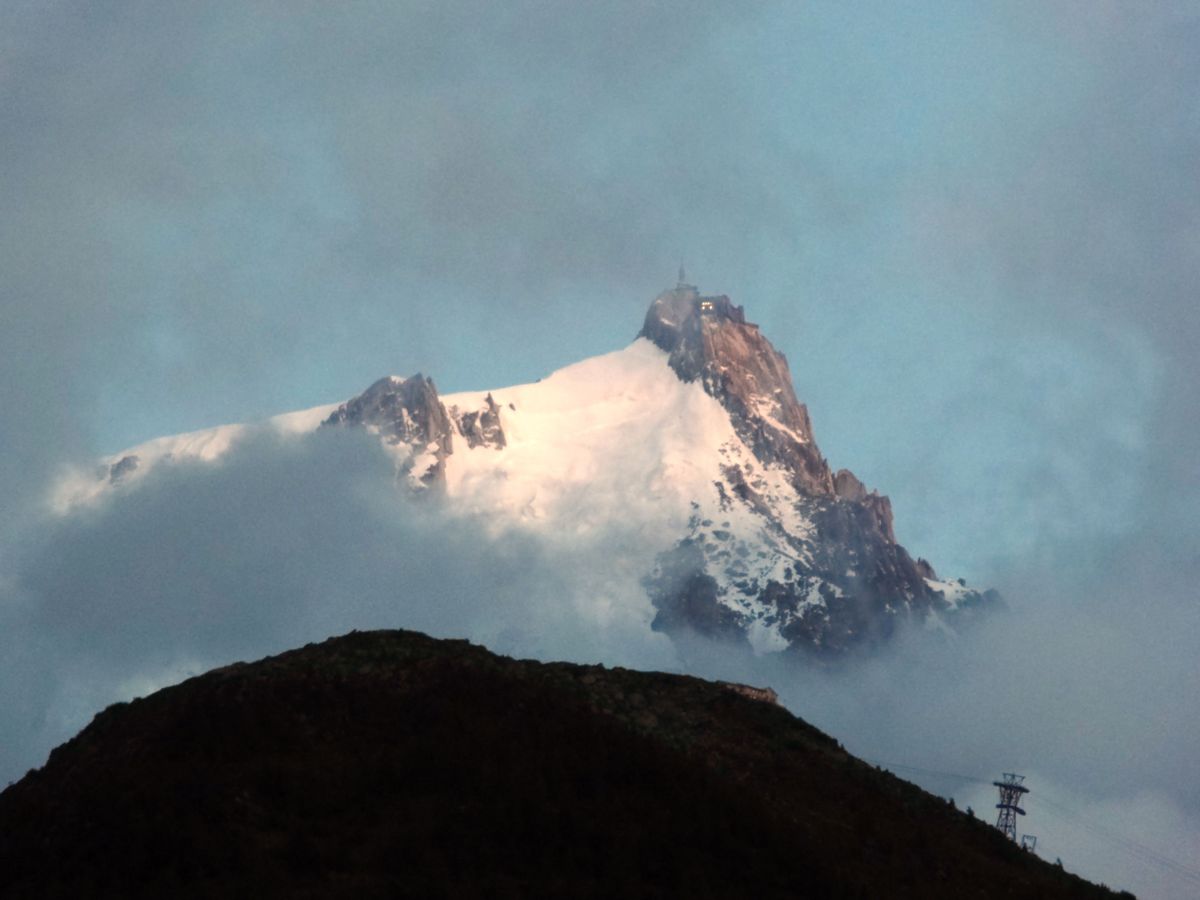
[631,284,996,652]
[53,283,996,656]
[639,286,834,496]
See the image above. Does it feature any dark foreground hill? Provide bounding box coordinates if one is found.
[0,630,1125,899]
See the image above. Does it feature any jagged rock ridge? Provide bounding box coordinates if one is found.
[639,284,833,495]
[65,282,996,656]
[321,377,506,485]
[637,283,994,654]
[322,374,456,484]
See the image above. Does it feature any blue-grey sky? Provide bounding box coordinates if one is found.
[2,3,1199,896]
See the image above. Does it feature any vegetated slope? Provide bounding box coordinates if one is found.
[0,630,1124,900]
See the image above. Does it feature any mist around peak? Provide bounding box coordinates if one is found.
[2,419,1198,897]
[2,3,1199,896]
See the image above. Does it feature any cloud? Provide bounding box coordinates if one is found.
[0,0,790,476]
[3,422,1198,896]
[0,427,678,784]
[893,1,1200,529]
[3,2,1200,896]
[656,595,1200,897]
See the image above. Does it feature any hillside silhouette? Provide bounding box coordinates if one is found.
[0,629,1129,899]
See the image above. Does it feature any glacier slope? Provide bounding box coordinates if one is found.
[48,289,994,656]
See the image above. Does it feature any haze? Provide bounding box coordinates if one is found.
[2,3,1198,896]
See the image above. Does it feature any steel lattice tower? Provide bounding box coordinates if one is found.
[993,773,1029,841]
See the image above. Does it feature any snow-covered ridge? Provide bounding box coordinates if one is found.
[48,287,996,655]
[56,340,744,522]
[48,403,342,514]
[48,337,834,653]
[440,339,742,533]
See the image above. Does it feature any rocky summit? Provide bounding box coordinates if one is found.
[60,282,997,657]
[633,282,997,653]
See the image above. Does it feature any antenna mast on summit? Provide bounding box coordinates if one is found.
[993,773,1029,842]
[678,262,687,288]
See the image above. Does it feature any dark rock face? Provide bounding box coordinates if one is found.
[648,490,941,656]
[451,392,507,450]
[643,540,747,643]
[322,379,509,484]
[834,470,895,543]
[833,468,867,502]
[641,286,992,655]
[107,455,139,484]
[322,374,455,484]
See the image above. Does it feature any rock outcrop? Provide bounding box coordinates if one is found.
[322,374,455,485]
[833,469,867,503]
[107,454,139,484]
[322,377,510,485]
[640,285,834,496]
[639,284,992,655]
[451,393,507,450]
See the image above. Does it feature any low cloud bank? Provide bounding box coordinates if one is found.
[685,553,1200,898]
[2,428,1197,898]
[0,428,678,784]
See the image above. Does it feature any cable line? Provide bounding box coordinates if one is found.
[864,757,1200,886]
[1034,794,1200,887]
